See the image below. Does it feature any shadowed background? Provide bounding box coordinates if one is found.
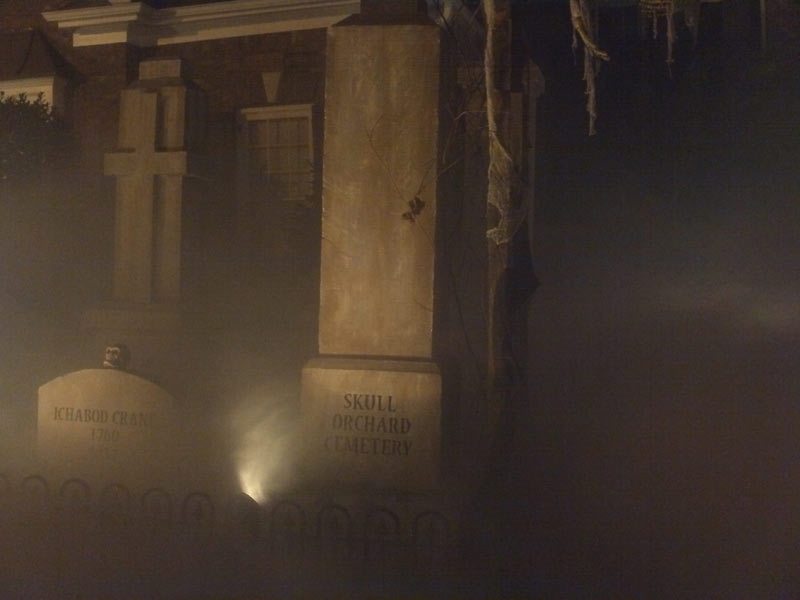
[487,2,800,597]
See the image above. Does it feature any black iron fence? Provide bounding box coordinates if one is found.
[0,472,465,599]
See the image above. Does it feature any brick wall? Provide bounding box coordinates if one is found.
[1,0,328,306]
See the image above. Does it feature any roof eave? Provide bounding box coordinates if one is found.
[43,0,360,47]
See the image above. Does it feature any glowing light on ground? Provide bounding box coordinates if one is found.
[238,463,267,504]
[230,385,301,505]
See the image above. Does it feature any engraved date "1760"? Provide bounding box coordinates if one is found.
[91,427,119,443]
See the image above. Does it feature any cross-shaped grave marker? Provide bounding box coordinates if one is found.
[104,62,202,305]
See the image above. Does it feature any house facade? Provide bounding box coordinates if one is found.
[1,0,540,493]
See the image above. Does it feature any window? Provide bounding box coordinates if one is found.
[0,76,64,111]
[0,31,67,113]
[236,104,317,269]
[238,104,313,206]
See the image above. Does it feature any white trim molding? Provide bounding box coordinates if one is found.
[43,0,359,47]
[0,76,66,111]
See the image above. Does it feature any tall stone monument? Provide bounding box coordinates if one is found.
[300,1,544,492]
[300,2,443,490]
[83,58,206,388]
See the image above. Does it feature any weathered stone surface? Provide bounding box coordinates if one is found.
[302,19,445,491]
[37,369,177,486]
[301,357,440,490]
[318,23,441,358]
[103,58,203,305]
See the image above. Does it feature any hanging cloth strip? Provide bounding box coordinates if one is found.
[570,0,610,135]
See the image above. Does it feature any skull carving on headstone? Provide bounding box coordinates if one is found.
[103,344,130,370]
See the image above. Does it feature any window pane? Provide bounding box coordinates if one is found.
[293,147,307,170]
[280,148,292,172]
[243,110,313,202]
[277,119,293,145]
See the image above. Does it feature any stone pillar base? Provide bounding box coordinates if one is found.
[300,357,441,491]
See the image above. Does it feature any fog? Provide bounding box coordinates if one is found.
[488,9,800,597]
[229,381,303,504]
[2,3,800,597]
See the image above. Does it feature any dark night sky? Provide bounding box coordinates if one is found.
[487,3,800,597]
